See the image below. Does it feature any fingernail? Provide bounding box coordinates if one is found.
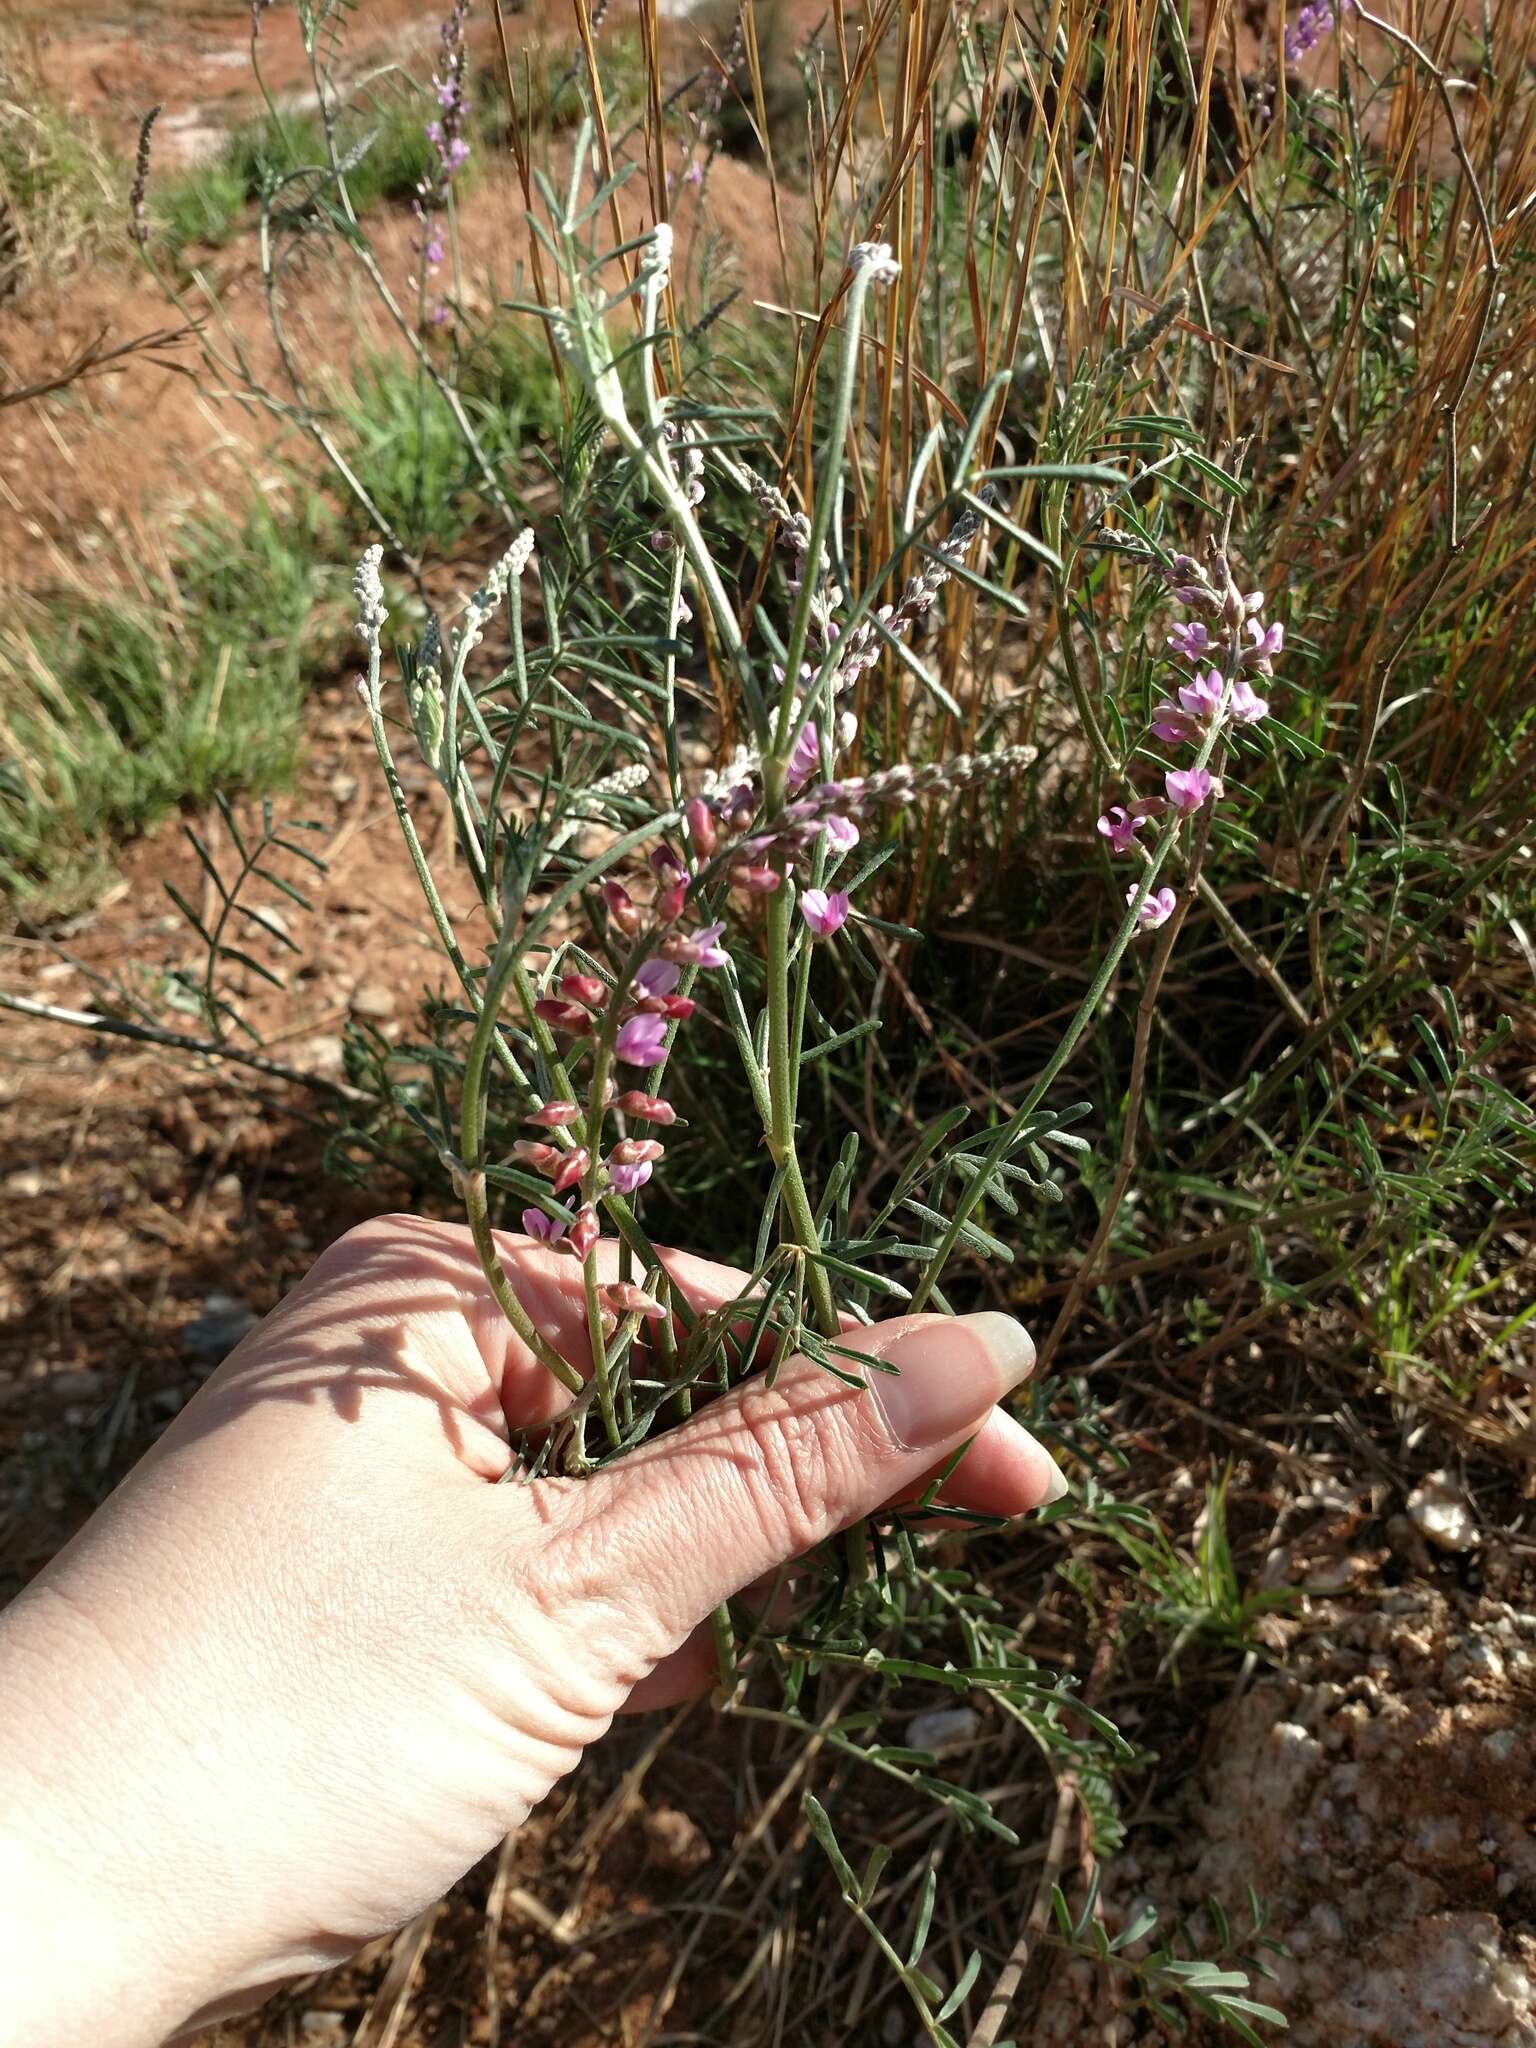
[868,1312,1036,1452]
[1037,1451,1070,1505]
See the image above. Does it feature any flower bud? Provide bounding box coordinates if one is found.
[650,844,689,885]
[561,972,608,1008]
[655,880,688,924]
[552,1147,590,1194]
[511,1139,560,1173]
[602,881,641,935]
[661,994,695,1020]
[527,1100,581,1128]
[615,1091,677,1123]
[683,798,718,858]
[730,863,781,894]
[569,1203,600,1259]
[601,1282,666,1321]
[611,1138,665,1166]
[534,998,592,1033]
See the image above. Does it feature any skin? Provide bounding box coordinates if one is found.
[0,1215,1061,2047]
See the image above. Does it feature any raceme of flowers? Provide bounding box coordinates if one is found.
[1096,549,1281,932]
[1284,0,1353,66]
[415,0,472,324]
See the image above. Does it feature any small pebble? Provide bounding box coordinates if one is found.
[349,982,397,1021]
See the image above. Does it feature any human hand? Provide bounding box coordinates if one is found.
[0,1214,1062,2047]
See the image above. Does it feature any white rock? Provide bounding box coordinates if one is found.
[349,981,397,1021]
[905,1707,981,1753]
[1406,1470,1478,1551]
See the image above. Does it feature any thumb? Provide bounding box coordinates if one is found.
[555,1312,1044,1651]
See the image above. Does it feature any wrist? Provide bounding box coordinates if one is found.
[0,1580,207,2048]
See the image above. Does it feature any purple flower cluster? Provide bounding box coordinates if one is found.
[1285,0,1352,66]
[517,862,733,1253]
[1096,549,1284,932]
[414,0,471,326]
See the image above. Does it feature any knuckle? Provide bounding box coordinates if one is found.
[733,1378,849,1559]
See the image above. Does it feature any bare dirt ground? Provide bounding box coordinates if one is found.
[3,4,1534,2044]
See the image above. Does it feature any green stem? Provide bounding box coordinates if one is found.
[581,1021,621,1448]
[908,704,1231,1314]
[773,260,880,759]
[764,861,839,1338]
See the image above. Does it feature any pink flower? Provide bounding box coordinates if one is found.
[615,1014,670,1066]
[521,1207,568,1242]
[1167,620,1213,661]
[1243,618,1284,674]
[822,813,860,852]
[1127,884,1177,930]
[1177,670,1227,723]
[1229,676,1270,724]
[1165,766,1213,814]
[1096,806,1145,855]
[800,888,850,938]
[608,1159,653,1194]
[683,160,704,189]
[634,957,681,997]
[1151,701,1197,744]
[787,721,822,792]
[666,921,729,969]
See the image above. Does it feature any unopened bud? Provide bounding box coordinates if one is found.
[601,1282,667,1321]
[602,881,641,935]
[553,1147,590,1194]
[569,1204,600,1259]
[615,1091,677,1124]
[610,1138,665,1167]
[511,1140,559,1173]
[561,972,608,1008]
[683,798,718,858]
[731,863,781,894]
[534,998,592,1033]
[528,1100,581,1128]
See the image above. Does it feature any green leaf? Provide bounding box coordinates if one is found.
[803,1795,856,1895]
